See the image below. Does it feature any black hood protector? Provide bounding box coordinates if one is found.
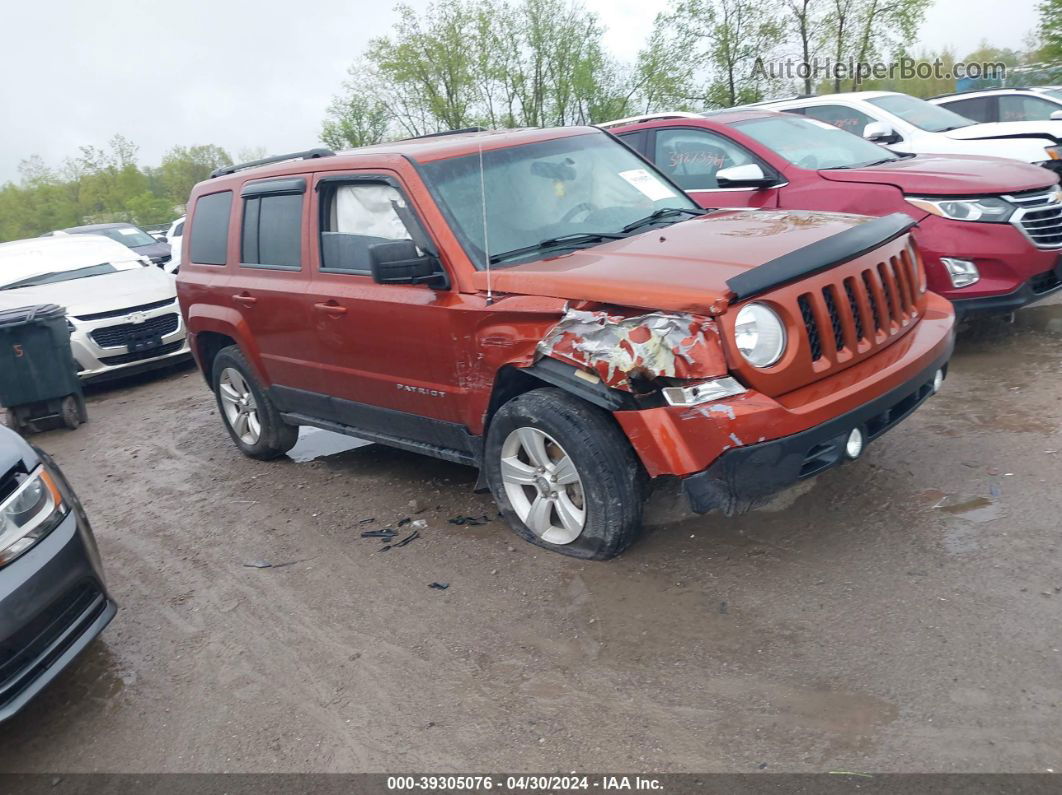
[726,212,917,301]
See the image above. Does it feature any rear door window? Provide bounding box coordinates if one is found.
[240,182,304,269]
[188,191,233,265]
[1000,95,1061,121]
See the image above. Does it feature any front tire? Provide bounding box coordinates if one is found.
[485,388,647,560]
[212,346,297,460]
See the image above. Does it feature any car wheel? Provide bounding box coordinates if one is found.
[485,387,647,560]
[212,346,297,460]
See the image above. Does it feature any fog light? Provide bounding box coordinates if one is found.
[933,368,945,393]
[845,428,864,459]
[940,258,980,288]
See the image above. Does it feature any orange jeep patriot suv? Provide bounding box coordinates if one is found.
[177,127,955,560]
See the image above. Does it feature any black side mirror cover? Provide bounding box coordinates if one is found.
[369,240,448,288]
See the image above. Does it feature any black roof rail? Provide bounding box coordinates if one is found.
[401,127,488,141]
[210,148,335,178]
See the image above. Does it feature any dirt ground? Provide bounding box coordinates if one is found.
[1,297,1061,774]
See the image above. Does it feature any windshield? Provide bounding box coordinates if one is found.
[734,115,900,169]
[1043,88,1062,101]
[867,94,976,132]
[84,226,158,248]
[419,132,698,267]
[0,262,130,290]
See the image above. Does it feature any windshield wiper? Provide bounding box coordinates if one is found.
[489,232,624,264]
[621,207,705,234]
[827,157,898,170]
[0,263,114,290]
[0,272,63,290]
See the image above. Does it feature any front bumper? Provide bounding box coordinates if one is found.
[952,260,1062,318]
[69,303,190,381]
[681,352,949,514]
[915,216,1062,312]
[0,466,115,722]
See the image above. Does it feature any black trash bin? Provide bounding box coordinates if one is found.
[0,304,87,433]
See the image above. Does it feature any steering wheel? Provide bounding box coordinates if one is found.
[797,154,819,169]
[560,202,593,224]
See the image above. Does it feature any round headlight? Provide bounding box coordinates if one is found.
[734,303,786,368]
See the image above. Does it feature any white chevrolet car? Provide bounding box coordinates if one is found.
[748,91,1062,177]
[0,235,189,380]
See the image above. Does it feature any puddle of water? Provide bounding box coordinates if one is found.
[932,494,1004,524]
[287,427,372,463]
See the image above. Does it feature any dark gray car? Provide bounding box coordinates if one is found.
[0,426,115,721]
[61,223,172,268]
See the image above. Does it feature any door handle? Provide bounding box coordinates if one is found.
[314,302,348,317]
[233,293,257,307]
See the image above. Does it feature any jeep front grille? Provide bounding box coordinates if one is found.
[797,248,920,361]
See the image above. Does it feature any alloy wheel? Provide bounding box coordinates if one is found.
[218,368,261,445]
[500,426,586,545]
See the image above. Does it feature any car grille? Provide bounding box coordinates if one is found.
[90,313,179,348]
[98,340,184,366]
[725,235,927,398]
[0,581,105,706]
[797,248,920,362]
[74,298,176,322]
[1007,188,1062,249]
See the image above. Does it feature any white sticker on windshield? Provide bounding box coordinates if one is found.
[118,228,139,235]
[619,168,676,201]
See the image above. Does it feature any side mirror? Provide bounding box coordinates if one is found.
[863,121,900,144]
[369,240,448,288]
[715,163,774,189]
[1050,110,1062,121]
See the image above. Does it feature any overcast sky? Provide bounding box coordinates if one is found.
[0,0,1040,184]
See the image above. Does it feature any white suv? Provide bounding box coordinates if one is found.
[750,91,1062,176]
[930,87,1062,124]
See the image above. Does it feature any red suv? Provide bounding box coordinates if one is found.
[177,127,954,560]
[606,110,1062,317]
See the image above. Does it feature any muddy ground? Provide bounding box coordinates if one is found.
[1,297,1061,773]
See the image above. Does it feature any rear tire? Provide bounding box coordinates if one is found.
[485,387,647,560]
[212,346,297,460]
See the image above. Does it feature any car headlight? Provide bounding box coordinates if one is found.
[906,196,1014,223]
[734,303,786,368]
[0,467,68,566]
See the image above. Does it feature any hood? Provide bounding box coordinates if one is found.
[945,120,1061,144]
[129,241,172,260]
[481,210,870,312]
[820,153,1057,195]
[0,266,176,317]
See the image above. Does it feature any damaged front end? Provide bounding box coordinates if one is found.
[534,307,740,406]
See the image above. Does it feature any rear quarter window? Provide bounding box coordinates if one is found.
[188,191,233,265]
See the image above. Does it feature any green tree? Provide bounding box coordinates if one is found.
[158,144,233,206]
[823,0,933,91]
[1041,0,1062,61]
[320,89,391,149]
[647,0,784,109]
